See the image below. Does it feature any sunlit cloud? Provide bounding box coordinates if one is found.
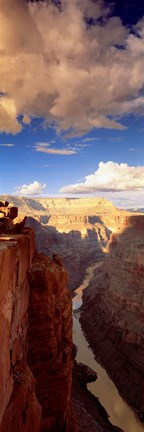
[60,161,144,193]
[0,96,22,134]
[22,114,31,125]
[14,180,46,196]
[0,0,144,135]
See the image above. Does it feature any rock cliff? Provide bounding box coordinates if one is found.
[0,229,41,432]
[0,199,128,432]
[0,203,74,432]
[80,215,144,417]
[27,252,73,432]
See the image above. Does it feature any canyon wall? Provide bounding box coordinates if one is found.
[81,215,144,417]
[0,229,41,431]
[0,227,74,431]
[25,215,106,292]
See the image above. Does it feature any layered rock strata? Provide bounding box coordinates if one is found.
[80,215,144,418]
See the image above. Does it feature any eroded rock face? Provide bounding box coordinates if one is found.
[0,230,41,431]
[80,215,144,415]
[0,363,42,432]
[0,229,75,432]
[27,253,74,432]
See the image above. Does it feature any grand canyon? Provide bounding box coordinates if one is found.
[1,0,144,430]
[0,196,144,432]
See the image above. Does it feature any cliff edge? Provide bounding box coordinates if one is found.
[0,203,74,432]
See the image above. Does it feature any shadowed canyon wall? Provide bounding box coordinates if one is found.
[80,215,144,417]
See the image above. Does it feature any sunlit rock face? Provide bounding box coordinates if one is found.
[0,230,41,432]
[81,215,144,415]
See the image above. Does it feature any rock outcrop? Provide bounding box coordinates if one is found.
[27,253,74,432]
[0,207,75,431]
[0,200,25,234]
[80,215,144,417]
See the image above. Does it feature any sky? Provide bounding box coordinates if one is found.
[0,0,144,209]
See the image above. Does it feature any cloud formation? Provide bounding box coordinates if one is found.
[60,161,144,193]
[23,114,31,125]
[35,142,76,155]
[14,180,46,195]
[1,0,144,135]
[0,143,14,147]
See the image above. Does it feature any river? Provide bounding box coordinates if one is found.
[73,264,144,432]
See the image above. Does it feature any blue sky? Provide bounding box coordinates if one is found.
[0,0,144,208]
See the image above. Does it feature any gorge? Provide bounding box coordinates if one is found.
[73,266,144,432]
[80,215,144,423]
[0,197,144,432]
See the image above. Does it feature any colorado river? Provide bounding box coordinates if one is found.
[73,264,144,432]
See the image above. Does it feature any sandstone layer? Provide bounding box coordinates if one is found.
[80,215,144,418]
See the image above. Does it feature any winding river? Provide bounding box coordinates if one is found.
[73,264,144,432]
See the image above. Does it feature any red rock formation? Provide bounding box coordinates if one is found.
[0,363,42,432]
[0,227,75,432]
[80,215,144,417]
[0,229,41,431]
[27,253,74,432]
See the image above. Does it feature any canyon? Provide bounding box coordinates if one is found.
[0,202,74,431]
[0,197,144,431]
[80,214,144,421]
[0,195,129,291]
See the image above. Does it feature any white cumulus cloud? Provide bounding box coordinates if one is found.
[14,180,46,196]
[60,161,144,193]
[0,0,144,135]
